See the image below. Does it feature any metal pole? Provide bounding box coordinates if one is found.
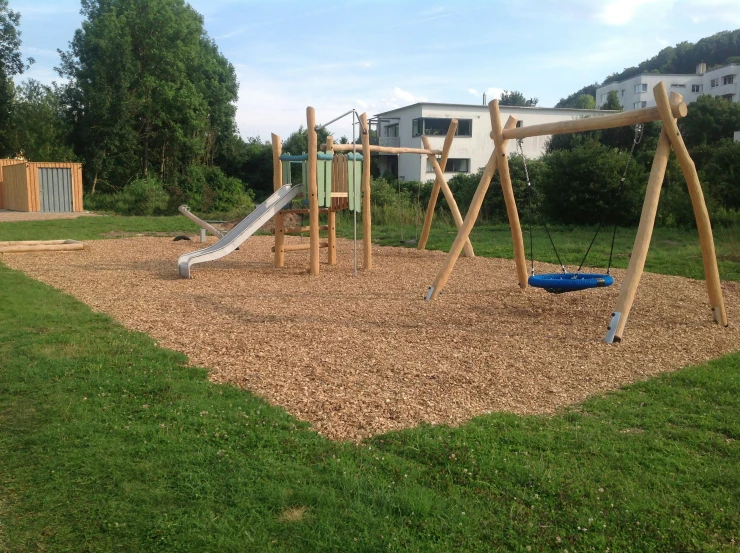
[352,109,358,277]
[317,109,355,131]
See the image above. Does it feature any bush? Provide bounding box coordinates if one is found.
[539,139,648,226]
[84,177,169,216]
[170,166,255,213]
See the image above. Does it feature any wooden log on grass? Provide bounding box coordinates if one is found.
[421,135,474,258]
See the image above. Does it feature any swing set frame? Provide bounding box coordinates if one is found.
[424,81,728,343]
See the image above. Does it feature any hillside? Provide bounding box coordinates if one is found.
[556,29,740,108]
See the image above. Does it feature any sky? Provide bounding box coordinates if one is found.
[11,0,740,141]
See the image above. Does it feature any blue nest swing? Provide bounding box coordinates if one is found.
[528,272,614,294]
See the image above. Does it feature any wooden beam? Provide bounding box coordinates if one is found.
[283,225,329,235]
[606,126,672,343]
[361,112,372,270]
[271,133,285,268]
[491,101,528,288]
[421,135,474,258]
[325,144,443,155]
[426,115,519,300]
[307,107,320,276]
[272,242,329,253]
[328,210,337,265]
[654,83,727,326]
[418,120,458,250]
[0,243,86,253]
[502,99,687,141]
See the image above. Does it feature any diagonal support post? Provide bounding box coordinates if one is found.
[421,135,474,258]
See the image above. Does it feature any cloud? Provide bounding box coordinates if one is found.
[486,87,505,100]
[596,0,665,26]
[391,87,427,104]
[682,0,740,24]
[468,88,479,96]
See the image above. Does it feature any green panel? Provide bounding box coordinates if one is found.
[281,161,291,185]
[349,159,362,213]
[317,160,326,207]
[301,161,307,187]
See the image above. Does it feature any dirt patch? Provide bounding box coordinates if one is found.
[4,236,739,441]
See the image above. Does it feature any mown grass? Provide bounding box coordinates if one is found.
[0,217,739,551]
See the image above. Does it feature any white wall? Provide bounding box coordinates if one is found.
[377,103,609,182]
[735,131,740,142]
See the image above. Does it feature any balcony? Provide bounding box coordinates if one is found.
[370,136,400,148]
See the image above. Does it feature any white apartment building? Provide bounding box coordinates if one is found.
[595,62,739,111]
[373,103,610,182]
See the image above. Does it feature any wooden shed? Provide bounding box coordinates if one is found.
[0,159,24,209]
[1,162,83,212]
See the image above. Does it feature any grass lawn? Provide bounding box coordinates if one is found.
[1,215,739,551]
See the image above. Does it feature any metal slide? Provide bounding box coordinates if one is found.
[178,184,301,278]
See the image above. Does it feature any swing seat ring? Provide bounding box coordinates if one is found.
[528,272,614,294]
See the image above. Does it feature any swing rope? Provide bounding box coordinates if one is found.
[517,138,565,275]
[576,123,644,275]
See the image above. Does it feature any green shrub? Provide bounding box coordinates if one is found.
[172,166,254,213]
[84,177,169,216]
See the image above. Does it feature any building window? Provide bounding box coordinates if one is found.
[621,89,625,97]
[516,120,524,127]
[633,101,647,109]
[426,158,470,173]
[711,78,719,88]
[721,94,735,101]
[384,124,399,137]
[723,75,735,85]
[692,84,703,93]
[671,84,686,88]
[601,93,607,102]
[412,118,473,137]
[634,83,647,93]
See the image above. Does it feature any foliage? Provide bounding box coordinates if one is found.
[555,83,600,108]
[5,80,76,161]
[603,29,740,85]
[540,139,648,226]
[600,90,623,111]
[171,165,254,214]
[696,140,740,211]
[498,90,538,107]
[282,125,331,156]
[216,135,274,200]
[84,177,170,215]
[57,0,239,192]
[679,94,740,148]
[569,94,596,109]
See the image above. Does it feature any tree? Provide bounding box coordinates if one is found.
[6,80,75,161]
[679,94,740,148]
[0,0,34,155]
[499,90,538,107]
[57,0,239,192]
[282,125,331,155]
[600,90,623,111]
[556,83,599,108]
[571,94,596,109]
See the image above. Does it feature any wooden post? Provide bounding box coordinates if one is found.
[271,133,285,267]
[654,83,727,326]
[421,135,474,258]
[307,107,320,276]
[426,115,519,300]
[606,127,672,342]
[418,120,458,250]
[490,101,528,288]
[360,112,372,270]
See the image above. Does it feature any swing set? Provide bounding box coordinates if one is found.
[425,81,728,343]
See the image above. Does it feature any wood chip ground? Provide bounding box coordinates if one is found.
[4,236,739,441]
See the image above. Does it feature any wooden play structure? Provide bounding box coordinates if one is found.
[269,107,473,276]
[424,81,728,343]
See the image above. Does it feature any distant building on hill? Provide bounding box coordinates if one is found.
[371,103,610,182]
[595,62,739,110]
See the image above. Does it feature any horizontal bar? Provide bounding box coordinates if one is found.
[280,208,330,215]
[328,144,443,155]
[272,241,329,252]
[501,101,688,141]
[283,225,329,234]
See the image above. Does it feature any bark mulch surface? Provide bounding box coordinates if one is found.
[4,236,739,441]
